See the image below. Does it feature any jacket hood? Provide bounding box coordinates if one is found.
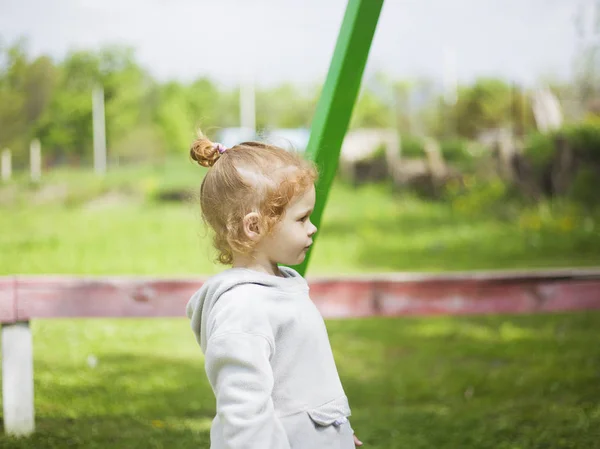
[186,266,306,351]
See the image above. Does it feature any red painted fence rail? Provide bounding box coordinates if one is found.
[1,269,600,323]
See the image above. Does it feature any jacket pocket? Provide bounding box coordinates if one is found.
[306,395,352,427]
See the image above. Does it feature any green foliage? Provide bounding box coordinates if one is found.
[154,82,197,154]
[0,41,58,167]
[350,88,392,129]
[0,41,545,172]
[522,119,600,204]
[400,135,425,158]
[569,167,598,207]
[449,78,535,139]
[111,125,166,162]
[522,131,555,175]
[524,119,600,169]
[399,136,479,171]
[1,161,599,275]
[444,176,514,217]
[561,117,600,164]
[440,138,475,169]
[256,83,318,130]
[0,41,320,166]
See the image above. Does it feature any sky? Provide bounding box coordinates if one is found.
[0,0,590,88]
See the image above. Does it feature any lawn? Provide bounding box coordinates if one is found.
[1,160,599,275]
[1,162,599,448]
[1,312,599,448]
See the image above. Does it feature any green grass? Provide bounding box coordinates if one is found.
[1,158,599,274]
[2,162,599,447]
[1,312,599,448]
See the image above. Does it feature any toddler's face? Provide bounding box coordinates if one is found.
[257,185,317,266]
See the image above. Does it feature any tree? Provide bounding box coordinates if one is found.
[573,0,600,115]
[36,50,99,161]
[447,78,534,139]
[255,83,317,130]
[0,40,58,166]
[154,82,197,154]
[0,41,28,163]
[350,88,392,129]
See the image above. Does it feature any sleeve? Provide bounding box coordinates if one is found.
[205,331,291,449]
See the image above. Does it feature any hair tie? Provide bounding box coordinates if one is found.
[214,143,227,154]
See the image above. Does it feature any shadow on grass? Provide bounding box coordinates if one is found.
[1,354,214,449]
[328,313,600,449]
[1,416,209,449]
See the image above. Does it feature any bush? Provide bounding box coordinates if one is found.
[523,118,600,169]
[444,175,514,217]
[521,119,600,204]
[399,135,424,158]
[399,136,479,169]
[522,132,555,176]
[440,138,476,170]
[569,168,598,207]
[562,118,600,164]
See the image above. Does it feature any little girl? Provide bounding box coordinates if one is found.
[185,134,363,449]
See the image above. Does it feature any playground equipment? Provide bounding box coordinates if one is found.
[294,0,383,275]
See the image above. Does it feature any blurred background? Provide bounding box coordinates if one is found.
[1,1,600,448]
[1,0,599,275]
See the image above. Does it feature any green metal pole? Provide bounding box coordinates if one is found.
[295,0,384,276]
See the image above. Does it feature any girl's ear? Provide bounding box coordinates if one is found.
[242,212,262,241]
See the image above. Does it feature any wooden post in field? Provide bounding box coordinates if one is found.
[2,322,35,436]
[1,149,11,181]
[30,139,41,182]
[240,79,256,136]
[93,84,107,175]
[424,138,447,180]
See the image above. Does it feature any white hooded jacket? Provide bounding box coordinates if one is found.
[186,266,354,449]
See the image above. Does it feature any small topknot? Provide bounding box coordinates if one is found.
[190,135,224,168]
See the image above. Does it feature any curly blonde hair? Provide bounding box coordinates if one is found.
[190,133,318,265]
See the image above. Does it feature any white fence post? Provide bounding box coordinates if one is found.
[30,139,41,182]
[2,322,35,436]
[240,78,256,137]
[1,149,11,181]
[93,84,107,175]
